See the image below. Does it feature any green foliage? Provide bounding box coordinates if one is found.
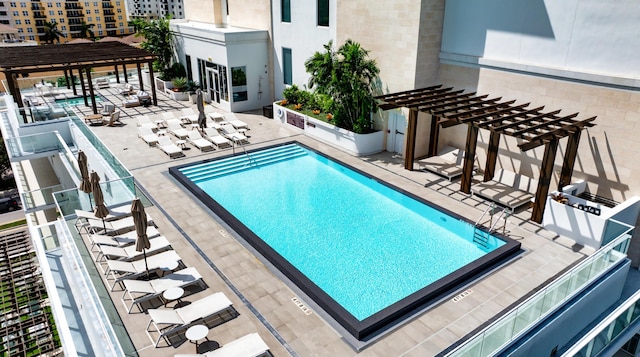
[184,80,200,93]
[231,67,247,86]
[0,138,10,175]
[171,77,187,90]
[161,62,186,81]
[42,21,64,44]
[79,21,95,39]
[133,16,174,75]
[305,39,380,133]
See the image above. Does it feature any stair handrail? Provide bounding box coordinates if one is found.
[475,203,495,227]
[489,207,508,233]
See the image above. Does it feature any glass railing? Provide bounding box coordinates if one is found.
[53,177,137,217]
[69,120,134,193]
[31,220,125,357]
[21,184,63,210]
[447,227,634,357]
[4,131,63,158]
[562,289,640,356]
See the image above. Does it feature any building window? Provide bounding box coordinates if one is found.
[59,17,63,22]
[56,2,60,6]
[87,16,92,21]
[60,25,65,30]
[94,9,99,13]
[96,16,100,20]
[98,30,102,35]
[57,10,62,14]
[24,19,29,24]
[28,35,34,40]
[317,0,328,26]
[48,10,53,15]
[19,2,24,7]
[117,15,121,19]
[12,10,17,15]
[14,19,20,24]
[9,2,15,7]
[85,9,90,14]
[84,2,89,6]
[17,27,22,32]
[26,27,31,32]
[281,0,290,23]
[93,1,97,5]
[283,47,292,85]
[47,2,51,7]
[97,23,101,28]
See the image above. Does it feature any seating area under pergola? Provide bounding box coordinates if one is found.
[375,85,597,223]
[0,41,158,114]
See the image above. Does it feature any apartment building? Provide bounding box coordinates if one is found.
[2,0,133,44]
[128,0,184,21]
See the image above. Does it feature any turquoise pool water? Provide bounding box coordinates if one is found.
[180,144,506,321]
[55,96,102,106]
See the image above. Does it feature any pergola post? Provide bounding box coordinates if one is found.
[427,115,440,157]
[483,130,501,182]
[85,67,97,114]
[78,69,87,107]
[532,139,559,223]
[137,63,144,91]
[149,62,157,106]
[72,69,78,96]
[114,65,120,84]
[404,109,418,170]
[123,64,128,82]
[461,123,479,193]
[63,70,70,89]
[5,72,22,108]
[559,130,582,190]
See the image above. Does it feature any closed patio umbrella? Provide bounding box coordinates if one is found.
[196,89,207,130]
[131,198,150,279]
[91,171,110,232]
[77,150,93,210]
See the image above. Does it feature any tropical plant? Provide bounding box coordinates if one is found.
[42,20,64,44]
[171,77,187,91]
[161,62,186,81]
[78,21,95,39]
[184,80,200,94]
[305,39,380,133]
[131,16,174,75]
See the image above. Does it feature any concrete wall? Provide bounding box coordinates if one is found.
[271,0,335,99]
[441,0,640,88]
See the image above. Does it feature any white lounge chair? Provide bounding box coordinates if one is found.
[220,124,249,144]
[157,136,185,159]
[80,215,138,235]
[96,236,172,263]
[202,128,233,149]
[145,292,237,347]
[117,83,137,96]
[100,103,115,117]
[88,226,161,251]
[136,115,158,131]
[180,108,199,124]
[187,131,215,152]
[121,266,205,312]
[105,250,182,291]
[166,119,190,139]
[418,145,467,181]
[138,126,159,146]
[227,118,249,130]
[208,112,226,123]
[174,333,272,357]
[95,77,110,89]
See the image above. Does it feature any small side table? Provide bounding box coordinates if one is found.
[157,130,167,136]
[162,286,184,307]
[185,324,210,353]
[176,140,187,149]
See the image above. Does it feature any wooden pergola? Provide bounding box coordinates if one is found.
[375,85,597,222]
[0,42,158,114]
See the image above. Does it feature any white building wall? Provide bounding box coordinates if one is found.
[441,0,640,88]
[271,0,336,99]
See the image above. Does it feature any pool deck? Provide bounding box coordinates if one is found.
[69,87,593,356]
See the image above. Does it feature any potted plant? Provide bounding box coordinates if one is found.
[185,80,200,103]
[169,77,189,100]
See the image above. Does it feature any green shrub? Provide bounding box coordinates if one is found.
[171,77,187,91]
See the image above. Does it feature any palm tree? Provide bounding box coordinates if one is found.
[78,21,95,39]
[305,40,380,133]
[133,16,173,74]
[42,20,64,44]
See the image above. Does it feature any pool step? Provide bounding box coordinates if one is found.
[182,144,307,182]
[472,228,489,248]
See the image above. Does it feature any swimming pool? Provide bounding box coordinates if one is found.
[55,96,102,106]
[170,142,521,340]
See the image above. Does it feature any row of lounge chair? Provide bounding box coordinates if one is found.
[75,204,272,355]
[419,145,536,212]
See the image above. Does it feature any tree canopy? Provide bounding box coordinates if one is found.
[305,40,380,133]
[129,16,173,74]
[42,21,64,44]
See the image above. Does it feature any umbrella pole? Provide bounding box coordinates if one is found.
[89,192,93,211]
[101,217,106,233]
[143,249,149,279]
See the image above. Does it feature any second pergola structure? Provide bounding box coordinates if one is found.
[375,85,597,223]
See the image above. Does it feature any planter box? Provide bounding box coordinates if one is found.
[273,102,384,156]
[167,90,189,101]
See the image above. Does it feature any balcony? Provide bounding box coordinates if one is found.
[104,16,115,23]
